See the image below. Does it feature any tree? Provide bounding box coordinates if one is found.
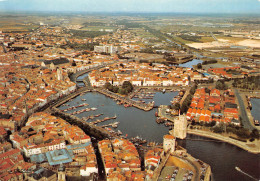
[236,128,250,139]
[112,86,119,93]
[122,81,133,93]
[250,129,259,139]
[118,88,127,95]
[216,80,228,90]
[212,123,225,133]
[108,84,113,92]
[71,61,76,66]
[197,63,202,69]
[205,87,210,94]
[173,103,180,110]
[104,82,112,90]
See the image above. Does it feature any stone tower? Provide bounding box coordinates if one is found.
[57,68,63,81]
[173,114,187,139]
[163,134,176,154]
[58,164,66,181]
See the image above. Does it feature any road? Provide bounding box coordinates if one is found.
[235,89,255,131]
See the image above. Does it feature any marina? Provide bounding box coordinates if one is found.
[57,89,260,181]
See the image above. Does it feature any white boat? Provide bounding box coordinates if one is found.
[91,107,97,111]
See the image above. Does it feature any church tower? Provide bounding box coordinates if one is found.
[58,164,66,181]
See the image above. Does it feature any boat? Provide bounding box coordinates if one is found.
[235,167,241,172]
[162,88,166,93]
[112,114,117,119]
[254,119,259,126]
[112,122,119,128]
[94,113,103,117]
[91,107,97,111]
[81,99,86,101]
[117,130,122,135]
[155,112,158,117]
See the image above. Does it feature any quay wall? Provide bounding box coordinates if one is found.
[187,129,260,154]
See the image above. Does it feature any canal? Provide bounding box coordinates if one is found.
[58,86,260,181]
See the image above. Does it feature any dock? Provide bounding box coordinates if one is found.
[89,115,117,125]
[101,122,119,128]
[71,107,97,115]
[61,103,89,112]
[96,88,154,111]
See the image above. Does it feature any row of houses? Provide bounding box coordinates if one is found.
[186,88,240,125]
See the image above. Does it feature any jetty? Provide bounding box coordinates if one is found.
[235,167,258,181]
[90,115,117,125]
[96,88,154,111]
[71,107,97,115]
[61,103,89,112]
[101,122,119,128]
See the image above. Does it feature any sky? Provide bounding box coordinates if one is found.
[0,0,260,14]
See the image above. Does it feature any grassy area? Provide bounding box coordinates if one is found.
[200,36,215,43]
[170,36,214,45]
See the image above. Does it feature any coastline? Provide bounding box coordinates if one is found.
[187,129,260,154]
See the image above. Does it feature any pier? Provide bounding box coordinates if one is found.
[89,115,117,125]
[235,167,258,181]
[101,122,119,128]
[61,103,89,112]
[70,107,97,115]
[96,88,154,111]
[51,106,119,139]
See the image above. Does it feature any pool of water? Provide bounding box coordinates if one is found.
[178,59,203,68]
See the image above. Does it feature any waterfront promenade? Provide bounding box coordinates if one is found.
[187,129,260,154]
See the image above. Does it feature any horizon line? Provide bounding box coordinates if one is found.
[1,10,260,16]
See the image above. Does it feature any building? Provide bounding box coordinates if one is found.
[94,45,120,54]
[173,115,187,139]
[58,164,66,181]
[28,167,57,181]
[163,135,176,154]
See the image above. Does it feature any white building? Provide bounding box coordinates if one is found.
[94,45,120,54]
[80,164,98,176]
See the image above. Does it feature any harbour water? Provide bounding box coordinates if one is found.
[250,98,260,122]
[58,88,260,181]
[58,91,176,142]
